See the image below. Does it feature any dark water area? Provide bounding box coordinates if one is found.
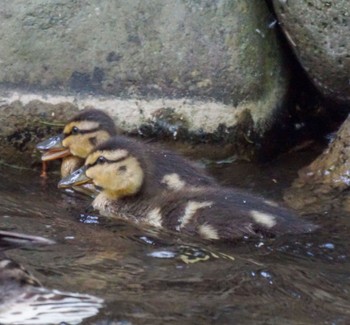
[1,147,350,325]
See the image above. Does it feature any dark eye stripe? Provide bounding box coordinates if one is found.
[86,155,129,169]
[64,127,101,137]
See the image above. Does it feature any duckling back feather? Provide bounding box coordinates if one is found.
[92,136,216,196]
[95,186,317,241]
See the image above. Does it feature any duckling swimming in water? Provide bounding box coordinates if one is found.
[38,109,216,191]
[59,137,317,241]
[37,108,119,177]
[0,230,103,325]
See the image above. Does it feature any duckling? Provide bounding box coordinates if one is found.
[37,108,119,177]
[59,137,317,241]
[0,231,103,325]
[38,110,216,191]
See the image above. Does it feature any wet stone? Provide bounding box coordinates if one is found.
[284,116,350,214]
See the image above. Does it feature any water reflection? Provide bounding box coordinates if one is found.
[0,150,350,324]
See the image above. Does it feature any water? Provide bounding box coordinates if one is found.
[1,148,350,325]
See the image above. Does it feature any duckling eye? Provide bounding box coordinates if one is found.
[71,126,79,135]
[97,156,107,164]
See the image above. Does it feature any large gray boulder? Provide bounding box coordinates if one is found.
[273,0,350,104]
[0,0,290,163]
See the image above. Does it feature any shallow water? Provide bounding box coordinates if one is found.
[1,148,350,325]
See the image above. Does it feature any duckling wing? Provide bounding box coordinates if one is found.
[0,287,103,325]
[151,187,317,241]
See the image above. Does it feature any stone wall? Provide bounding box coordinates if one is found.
[0,0,290,164]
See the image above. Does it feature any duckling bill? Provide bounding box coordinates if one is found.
[59,137,317,241]
[36,134,70,161]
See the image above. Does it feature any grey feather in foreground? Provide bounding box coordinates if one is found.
[0,230,55,250]
[0,231,103,324]
[0,282,103,325]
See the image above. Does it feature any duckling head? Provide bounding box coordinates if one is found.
[59,137,146,200]
[37,109,118,161]
[62,109,118,158]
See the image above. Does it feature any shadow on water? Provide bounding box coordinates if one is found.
[1,148,350,325]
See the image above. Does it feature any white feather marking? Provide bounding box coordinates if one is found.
[177,201,213,230]
[161,173,186,190]
[264,200,279,207]
[250,210,277,228]
[198,224,219,240]
[145,208,163,228]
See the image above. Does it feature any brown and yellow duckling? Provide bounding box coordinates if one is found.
[59,137,317,241]
[37,108,119,178]
[0,230,103,325]
[38,109,216,192]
